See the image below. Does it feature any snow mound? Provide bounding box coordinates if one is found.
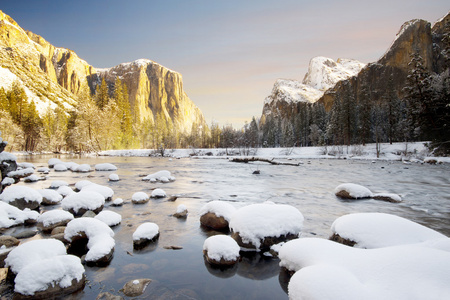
[65,217,115,262]
[0,201,39,228]
[279,238,450,300]
[38,189,63,205]
[17,162,35,169]
[74,180,92,191]
[335,183,373,199]
[48,158,63,168]
[229,202,304,250]
[94,210,122,227]
[5,239,67,274]
[37,167,50,174]
[133,222,160,241]
[57,185,74,197]
[132,192,149,204]
[54,163,68,172]
[0,185,42,205]
[176,204,187,214]
[151,188,166,198]
[112,198,124,206]
[331,213,447,248]
[73,164,91,173]
[142,170,175,182]
[95,163,117,171]
[14,255,85,296]
[199,200,237,222]
[7,167,34,178]
[24,174,40,182]
[79,183,114,201]
[37,210,74,228]
[109,173,119,181]
[49,180,69,189]
[61,191,105,215]
[203,235,240,263]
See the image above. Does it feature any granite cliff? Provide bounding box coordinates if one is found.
[0,10,205,132]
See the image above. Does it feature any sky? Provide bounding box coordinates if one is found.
[1,0,448,127]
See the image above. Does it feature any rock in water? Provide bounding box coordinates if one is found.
[121,279,152,297]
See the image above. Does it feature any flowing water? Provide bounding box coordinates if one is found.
[2,155,450,299]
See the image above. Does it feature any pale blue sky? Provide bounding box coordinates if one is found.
[2,0,448,127]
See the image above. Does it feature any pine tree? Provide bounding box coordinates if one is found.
[95,78,110,109]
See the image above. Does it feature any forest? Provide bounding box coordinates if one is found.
[0,54,449,155]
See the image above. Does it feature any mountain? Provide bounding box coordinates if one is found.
[0,10,205,132]
[261,57,365,119]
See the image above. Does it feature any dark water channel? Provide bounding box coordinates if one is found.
[3,155,450,299]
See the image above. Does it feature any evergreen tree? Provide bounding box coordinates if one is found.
[95,78,110,109]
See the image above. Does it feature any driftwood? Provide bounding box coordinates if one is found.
[230,157,301,166]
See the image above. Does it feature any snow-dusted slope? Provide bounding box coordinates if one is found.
[302,57,365,91]
[263,79,324,106]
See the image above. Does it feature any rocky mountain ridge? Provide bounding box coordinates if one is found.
[0,10,205,132]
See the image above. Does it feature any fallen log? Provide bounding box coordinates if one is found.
[230,157,301,166]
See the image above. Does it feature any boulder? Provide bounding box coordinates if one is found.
[133,223,160,249]
[173,204,188,218]
[51,226,66,236]
[0,236,20,248]
[203,235,240,266]
[199,201,236,231]
[132,192,149,204]
[0,186,42,210]
[200,213,229,231]
[121,278,152,297]
[37,210,74,233]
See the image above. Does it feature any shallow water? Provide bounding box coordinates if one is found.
[3,155,450,299]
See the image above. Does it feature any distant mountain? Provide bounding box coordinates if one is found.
[0,10,205,132]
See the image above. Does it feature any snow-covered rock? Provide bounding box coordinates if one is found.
[74,180,92,191]
[334,183,373,199]
[95,163,117,171]
[111,198,124,206]
[61,191,105,216]
[109,173,119,181]
[57,185,74,197]
[0,202,39,229]
[37,167,50,174]
[330,213,447,249]
[133,222,160,249]
[132,192,149,204]
[94,210,122,227]
[80,183,114,201]
[199,200,237,230]
[49,180,69,189]
[17,162,35,169]
[279,238,450,300]
[229,202,304,251]
[37,210,74,232]
[38,189,63,205]
[263,79,324,106]
[372,192,402,203]
[65,217,115,265]
[0,185,42,210]
[151,188,166,198]
[142,170,175,182]
[203,235,240,266]
[173,204,188,218]
[121,278,152,297]
[73,164,91,173]
[48,158,63,168]
[54,163,68,172]
[23,174,42,182]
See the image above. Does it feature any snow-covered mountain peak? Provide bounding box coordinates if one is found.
[302,56,365,91]
[264,79,324,106]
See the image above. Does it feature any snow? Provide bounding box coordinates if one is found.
[94,210,122,227]
[38,189,63,204]
[73,164,91,172]
[79,183,114,200]
[37,210,74,227]
[37,167,50,174]
[61,191,105,214]
[203,235,240,262]
[334,183,373,199]
[132,192,149,203]
[199,200,237,222]
[24,174,40,182]
[17,162,35,169]
[1,177,15,186]
[133,222,159,241]
[373,192,402,202]
[176,204,187,214]
[279,238,450,300]
[57,185,74,197]
[0,151,17,162]
[142,170,175,182]
[229,202,304,250]
[54,163,68,172]
[109,173,119,181]
[0,201,39,228]
[5,239,67,274]
[112,198,124,206]
[48,158,63,167]
[7,167,34,178]
[65,217,115,262]
[263,79,324,105]
[0,185,42,204]
[14,254,85,296]
[74,180,92,191]
[151,188,166,198]
[50,180,69,189]
[331,213,447,249]
[95,163,117,171]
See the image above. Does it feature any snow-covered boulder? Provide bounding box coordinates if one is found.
[7,167,34,182]
[24,174,43,183]
[65,162,80,172]
[199,201,236,230]
[17,162,35,169]
[95,163,117,171]
[151,188,166,198]
[132,192,149,204]
[74,180,92,191]
[37,210,74,233]
[73,164,91,173]
[0,202,39,229]
[203,235,240,266]
[48,158,63,168]
[142,170,175,182]
[57,185,75,197]
[54,163,68,172]
[109,173,119,181]
[94,210,122,227]
[13,254,85,299]
[111,198,124,206]
[279,238,450,300]
[37,167,50,174]
[229,202,304,251]
[133,222,160,249]
[49,180,69,189]
[334,183,373,199]
[1,177,15,188]
[61,191,105,216]
[79,183,114,201]
[173,204,188,218]
[0,185,42,210]
[65,218,115,265]
[330,213,447,248]
[38,189,63,205]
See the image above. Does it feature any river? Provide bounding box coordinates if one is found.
[2,155,450,299]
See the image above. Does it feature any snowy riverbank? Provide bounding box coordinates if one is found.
[96,142,450,163]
